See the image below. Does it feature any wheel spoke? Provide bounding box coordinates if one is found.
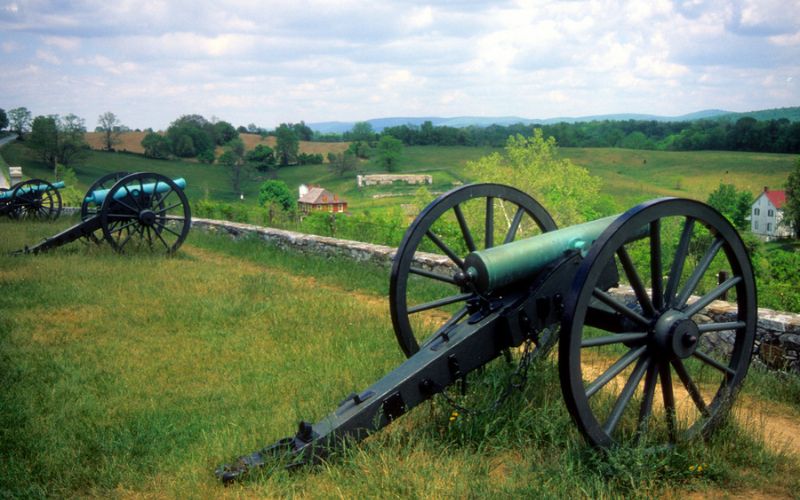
[684,276,742,317]
[409,266,458,285]
[154,227,172,250]
[650,220,663,311]
[503,206,525,244]
[592,288,651,328]
[698,321,746,333]
[425,230,465,268]
[408,293,472,314]
[118,225,137,250]
[693,350,737,377]
[616,246,655,317]
[122,185,142,210]
[585,345,648,398]
[155,201,183,215]
[676,236,724,309]
[637,360,658,434]
[604,354,651,435]
[581,332,649,348]
[658,361,677,441]
[153,220,183,238]
[485,196,494,249]
[665,217,695,307]
[671,359,710,417]
[453,204,476,253]
[112,198,140,214]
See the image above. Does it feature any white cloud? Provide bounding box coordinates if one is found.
[35,49,60,65]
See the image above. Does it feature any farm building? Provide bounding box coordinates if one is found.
[750,186,792,239]
[298,185,347,214]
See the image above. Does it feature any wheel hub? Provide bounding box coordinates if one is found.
[139,209,156,226]
[653,309,699,360]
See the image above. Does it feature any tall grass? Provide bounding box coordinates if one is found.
[0,218,798,497]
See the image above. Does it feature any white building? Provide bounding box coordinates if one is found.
[750,187,792,240]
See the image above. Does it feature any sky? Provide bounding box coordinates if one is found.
[1,0,799,131]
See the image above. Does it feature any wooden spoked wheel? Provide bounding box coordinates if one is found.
[99,172,191,254]
[560,198,757,447]
[9,178,62,220]
[390,183,557,358]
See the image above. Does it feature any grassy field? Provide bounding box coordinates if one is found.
[1,218,798,498]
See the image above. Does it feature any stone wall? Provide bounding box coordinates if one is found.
[191,217,800,373]
[357,174,432,187]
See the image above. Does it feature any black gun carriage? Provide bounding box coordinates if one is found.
[14,171,191,255]
[0,178,63,220]
[218,183,757,483]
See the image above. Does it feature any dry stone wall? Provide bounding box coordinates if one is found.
[192,217,800,373]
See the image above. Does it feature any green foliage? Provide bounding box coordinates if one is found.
[53,165,84,206]
[197,150,215,164]
[327,150,357,176]
[97,111,122,151]
[166,114,215,158]
[706,183,753,230]
[219,138,247,193]
[0,108,7,131]
[258,179,295,212]
[347,140,370,159]
[375,134,403,172]
[212,120,238,145]
[245,144,275,171]
[7,107,31,136]
[346,121,376,143]
[275,123,299,166]
[28,115,59,167]
[467,130,602,226]
[784,158,800,238]
[140,132,170,159]
[298,152,323,165]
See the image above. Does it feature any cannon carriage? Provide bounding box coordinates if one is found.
[216,183,757,483]
[15,171,191,255]
[0,178,63,220]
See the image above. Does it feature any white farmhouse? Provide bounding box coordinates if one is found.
[750,187,792,239]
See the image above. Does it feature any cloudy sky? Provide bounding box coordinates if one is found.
[1,0,798,131]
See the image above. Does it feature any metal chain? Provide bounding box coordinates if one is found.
[437,336,537,416]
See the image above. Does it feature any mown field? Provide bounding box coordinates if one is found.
[1,218,799,498]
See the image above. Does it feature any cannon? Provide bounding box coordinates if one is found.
[15,172,191,254]
[216,183,756,482]
[0,178,63,220]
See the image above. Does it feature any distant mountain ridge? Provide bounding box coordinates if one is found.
[308,107,799,134]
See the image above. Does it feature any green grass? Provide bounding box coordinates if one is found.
[1,219,798,497]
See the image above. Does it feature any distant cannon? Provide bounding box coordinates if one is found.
[15,172,191,255]
[0,179,63,220]
[217,183,756,483]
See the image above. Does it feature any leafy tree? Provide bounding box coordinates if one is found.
[7,107,32,136]
[375,134,403,172]
[218,137,247,194]
[467,130,601,226]
[347,140,370,159]
[258,179,296,212]
[97,111,123,151]
[327,151,357,176]
[166,114,214,158]
[246,144,276,171]
[706,183,753,230]
[28,115,59,169]
[347,121,375,143]
[212,120,238,145]
[275,123,299,166]
[28,114,88,175]
[141,132,171,159]
[292,121,313,141]
[784,158,800,238]
[0,108,8,131]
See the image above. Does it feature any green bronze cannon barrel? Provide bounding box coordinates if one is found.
[464,215,647,293]
[83,177,186,205]
[0,180,65,200]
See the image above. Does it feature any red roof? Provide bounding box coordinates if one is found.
[298,187,345,205]
[765,190,786,210]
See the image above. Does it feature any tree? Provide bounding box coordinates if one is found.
[212,120,238,145]
[348,121,375,143]
[467,129,602,226]
[784,158,800,239]
[97,111,123,151]
[275,123,299,166]
[29,115,59,170]
[706,183,753,230]
[375,134,403,172]
[327,151,357,176]
[258,180,295,212]
[57,113,89,167]
[218,137,247,194]
[0,108,8,131]
[245,144,276,171]
[8,107,32,136]
[292,121,313,141]
[166,114,214,158]
[141,132,171,159]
